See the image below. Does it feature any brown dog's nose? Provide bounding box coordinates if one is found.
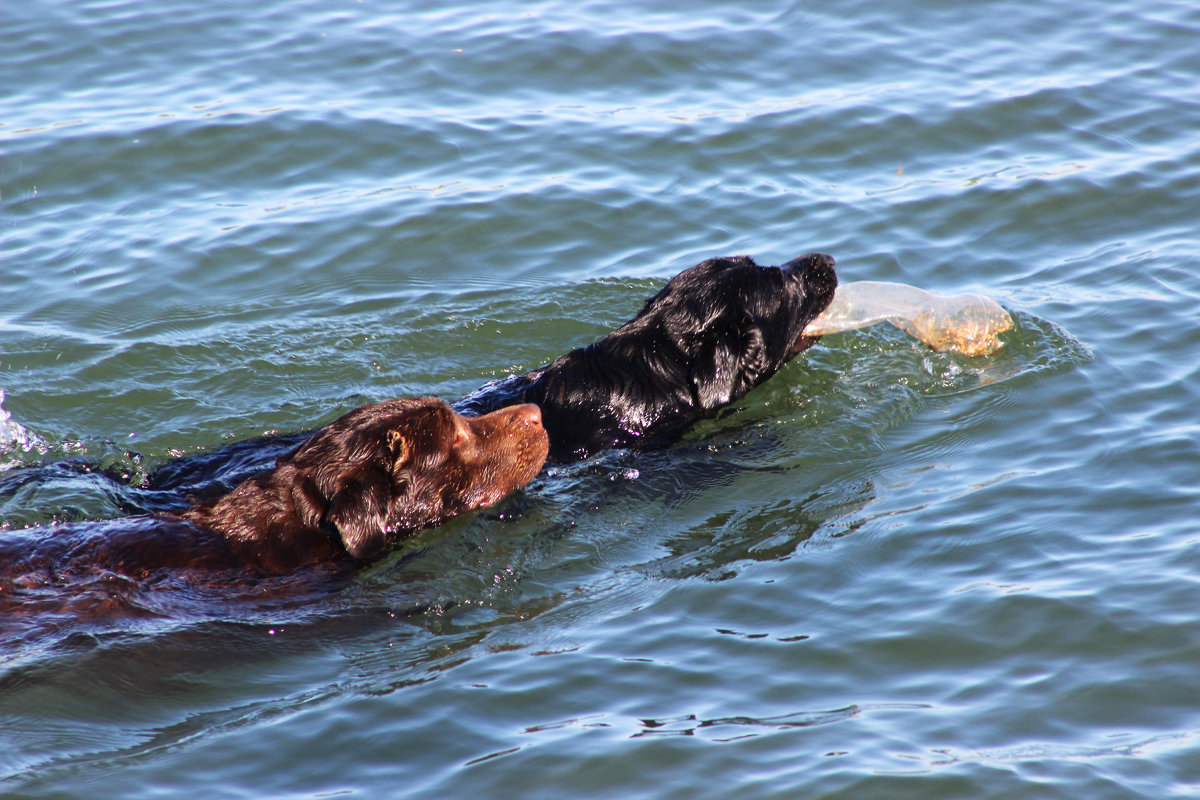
[512,403,544,429]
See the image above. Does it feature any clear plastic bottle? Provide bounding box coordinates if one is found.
[804,281,1012,357]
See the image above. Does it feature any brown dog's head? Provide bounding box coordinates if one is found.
[261,397,548,562]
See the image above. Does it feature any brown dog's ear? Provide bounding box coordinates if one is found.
[387,428,410,465]
[326,468,393,560]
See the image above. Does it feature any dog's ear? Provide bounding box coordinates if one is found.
[327,427,416,560]
[387,427,410,466]
[326,467,393,560]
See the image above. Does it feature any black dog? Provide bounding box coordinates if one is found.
[142,252,835,498]
[455,253,837,461]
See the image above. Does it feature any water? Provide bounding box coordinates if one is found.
[3,0,1199,796]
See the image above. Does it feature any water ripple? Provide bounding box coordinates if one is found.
[5,0,1200,797]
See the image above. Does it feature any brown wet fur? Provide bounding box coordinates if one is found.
[1,398,548,588]
[178,397,548,572]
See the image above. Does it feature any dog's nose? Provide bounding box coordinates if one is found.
[513,403,544,429]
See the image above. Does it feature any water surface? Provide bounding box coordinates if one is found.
[3,1,1200,797]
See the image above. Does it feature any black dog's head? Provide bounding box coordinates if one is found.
[524,253,837,460]
[633,252,837,374]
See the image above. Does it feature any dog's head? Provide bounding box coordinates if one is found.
[289,397,548,560]
[516,252,838,461]
[643,252,836,353]
[624,252,838,406]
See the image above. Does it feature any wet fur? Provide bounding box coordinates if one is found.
[1,399,547,582]
[1,252,835,583]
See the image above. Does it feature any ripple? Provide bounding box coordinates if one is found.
[5,0,1200,796]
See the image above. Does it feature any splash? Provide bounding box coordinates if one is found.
[0,389,52,468]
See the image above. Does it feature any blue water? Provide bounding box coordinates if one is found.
[3,1,1200,797]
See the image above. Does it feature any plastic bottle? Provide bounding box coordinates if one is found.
[804,281,1012,357]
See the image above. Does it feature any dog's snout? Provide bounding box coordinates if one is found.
[513,403,543,428]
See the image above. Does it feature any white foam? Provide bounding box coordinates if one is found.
[0,389,52,468]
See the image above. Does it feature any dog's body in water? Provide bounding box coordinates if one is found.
[1,253,835,598]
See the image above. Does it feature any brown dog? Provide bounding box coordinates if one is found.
[1,398,548,583]
[176,397,549,572]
